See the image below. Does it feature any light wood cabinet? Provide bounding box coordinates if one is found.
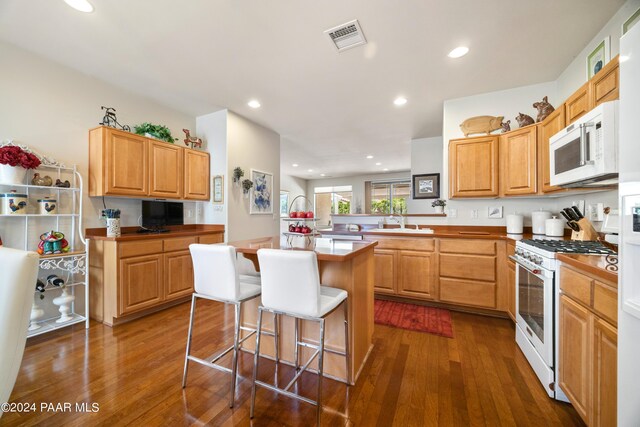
[538,105,566,193]
[89,126,209,200]
[120,254,164,315]
[507,260,516,321]
[590,55,619,108]
[397,250,437,300]
[592,317,617,427]
[558,263,618,427]
[559,294,592,424]
[565,82,590,125]
[500,125,537,196]
[373,249,396,295]
[184,149,210,200]
[149,140,183,198]
[449,136,499,198]
[164,250,195,301]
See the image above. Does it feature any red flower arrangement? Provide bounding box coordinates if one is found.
[0,146,41,169]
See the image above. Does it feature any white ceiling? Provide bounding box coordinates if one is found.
[0,0,623,179]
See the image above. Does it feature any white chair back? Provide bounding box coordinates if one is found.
[257,249,321,317]
[189,244,240,301]
[0,247,40,410]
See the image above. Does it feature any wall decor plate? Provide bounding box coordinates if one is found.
[412,173,440,199]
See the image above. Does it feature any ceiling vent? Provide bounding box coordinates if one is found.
[324,20,367,51]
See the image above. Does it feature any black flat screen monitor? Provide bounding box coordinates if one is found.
[141,201,184,229]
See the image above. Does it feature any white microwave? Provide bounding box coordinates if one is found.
[549,101,618,187]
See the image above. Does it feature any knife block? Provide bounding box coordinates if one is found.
[571,218,599,241]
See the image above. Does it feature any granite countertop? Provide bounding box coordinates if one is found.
[86,224,224,241]
[558,253,618,285]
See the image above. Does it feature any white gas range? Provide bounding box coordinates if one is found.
[512,238,616,401]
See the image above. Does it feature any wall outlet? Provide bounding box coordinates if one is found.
[471,209,479,219]
[98,209,106,220]
[185,209,193,218]
[448,208,457,218]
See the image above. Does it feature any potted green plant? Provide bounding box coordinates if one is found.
[242,179,253,197]
[233,167,245,184]
[431,199,446,214]
[133,123,177,143]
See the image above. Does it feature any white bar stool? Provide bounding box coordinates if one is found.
[182,244,263,408]
[250,248,350,426]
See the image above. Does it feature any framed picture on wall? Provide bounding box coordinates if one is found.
[586,37,610,80]
[212,175,224,204]
[623,7,640,35]
[280,191,289,217]
[412,173,440,199]
[250,169,273,214]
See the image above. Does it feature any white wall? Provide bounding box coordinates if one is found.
[196,110,228,237]
[0,41,198,239]
[406,136,443,213]
[557,0,640,101]
[226,111,280,241]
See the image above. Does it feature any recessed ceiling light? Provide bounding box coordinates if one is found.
[393,97,408,106]
[64,0,94,12]
[375,162,381,166]
[383,168,389,171]
[320,173,326,177]
[366,155,374,159]
[292,163,299,167]
[308,169,313,172]
[248,100,261,109]
[448,46,469,58]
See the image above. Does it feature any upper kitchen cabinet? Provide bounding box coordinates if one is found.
[149,140,183,199]
[184,149,210,200]
[565,82,590,125]
[89,126,149,197]
[538,105,566,193]
[449,136,499,198]
[89,126,209,200]
[500,125,537,196]
[590,55,619,108]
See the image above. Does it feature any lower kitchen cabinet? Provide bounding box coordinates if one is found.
[120,254,164,315]
[507,260,516,321]
[558,263,617,427]
[164,250,195,301]
[397,250,437,300]
[373,249,396,295]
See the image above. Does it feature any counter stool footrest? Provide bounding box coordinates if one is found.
[254,379,318,406]
[187,355,233,374]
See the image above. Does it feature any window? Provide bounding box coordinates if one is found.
[369,180,410,214]
[314,185,353,225]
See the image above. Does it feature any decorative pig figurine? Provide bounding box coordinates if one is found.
[500,120,511,133]
[515,113,535,128]
[459,115,504,137]
[533,96,555,122]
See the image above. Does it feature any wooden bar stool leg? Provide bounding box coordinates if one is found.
[250,307,265,419]
[229,302,242,408]
[182,294,197,388]
[316,318,326,426]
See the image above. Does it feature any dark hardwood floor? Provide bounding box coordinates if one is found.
[3,300,584,426]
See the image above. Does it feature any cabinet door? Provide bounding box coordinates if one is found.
[565,82,590,125]
[397,250,437,300]
[538,106,566,193]
[198,233,223,245]
[184,149,210,200]
[590,56,619,107]
[373,249,396,295]
[592,317,617,427]
[500,125,537,196]
[105,129,149,196]
[507,261,516,321]
[559,295,591,424]
[120,254,163,315]
[164,250,194,301]
[149,140,183,198]
[449,136,499,198]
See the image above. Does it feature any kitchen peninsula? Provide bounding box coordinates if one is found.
[228,236,377,384]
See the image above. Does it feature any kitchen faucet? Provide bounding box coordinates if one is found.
[387,213,405,229]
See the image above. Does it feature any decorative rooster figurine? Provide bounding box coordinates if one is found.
[8,198,27,212]
[31,173,53,186]
[182,129,203,149]
[44,202,56,212]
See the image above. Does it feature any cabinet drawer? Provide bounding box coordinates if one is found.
[119,240,163,258]
[439,239,497,255]
[440,254,496,282]
[164,236,198,252]
[440,278,496,309]
[560,266,592,307]
[198,233,224,245]
[370,237,435,251]
[593,281,617,326]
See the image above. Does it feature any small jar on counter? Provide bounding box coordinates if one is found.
[37,197,57,215]
[0,191,28,215]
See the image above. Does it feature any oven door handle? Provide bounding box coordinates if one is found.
[511,255,547,277]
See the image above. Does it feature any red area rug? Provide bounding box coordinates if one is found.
[374,299,454,338]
